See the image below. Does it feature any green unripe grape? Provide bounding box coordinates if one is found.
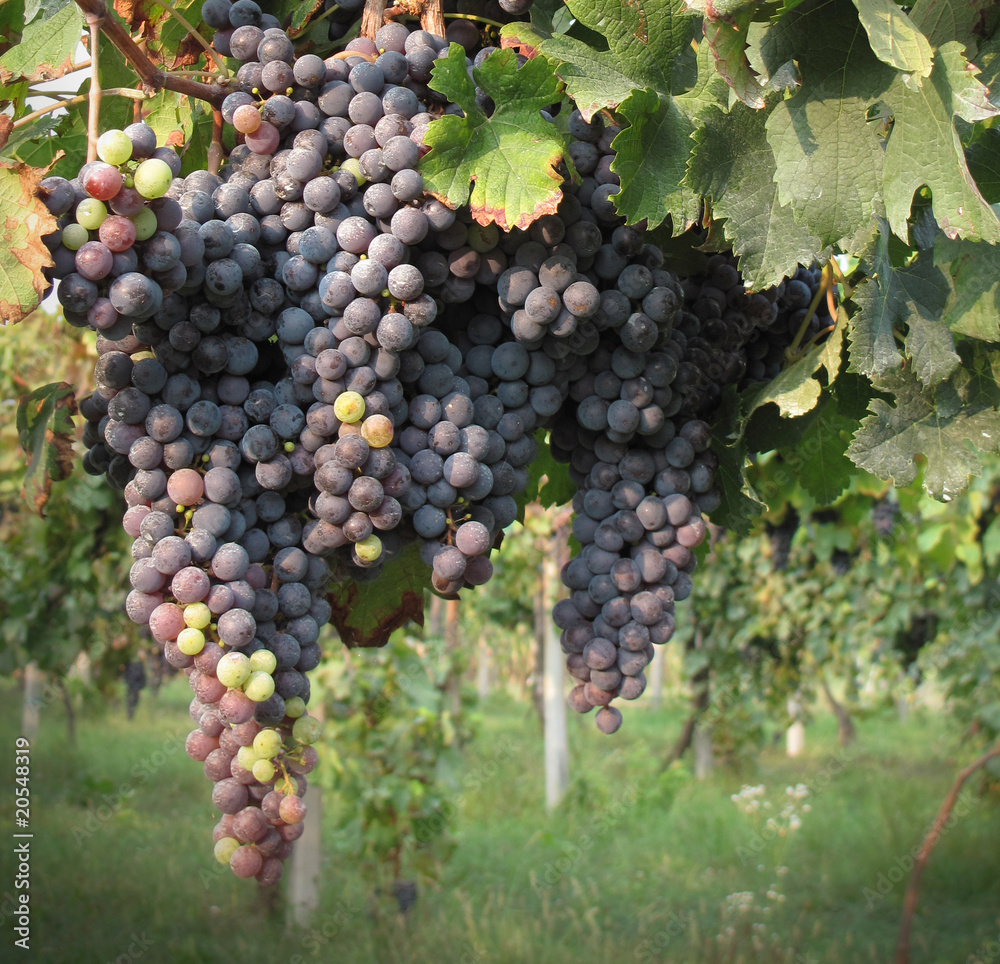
[249,650,277,674]
[284,441,295,452]
[466,222,499,253]
[184,602,212,629]
[253,728,282,759]
[75,198,107,230]
[60,223,90,251]
[354,533,382,564]
[217,651,252,689]
[214,836,240,865]
[131,206,158,241]
[96,129,134,166]
[235,745,260,771]
[340,157,366,186]
[176,627,206,656]
[292,715,322,745]
[252,759,276,783]
[334,390,365,424]
[243,670,275,703]
[284,697,306,719]
[133,158,173,199]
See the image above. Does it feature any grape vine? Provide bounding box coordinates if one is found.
[4,0,1000,886]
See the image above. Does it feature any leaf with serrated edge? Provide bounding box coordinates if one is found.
[422,45,567,231]
[853,0,933,78]
[704,8,766,109]
[909,0,997,53]
[539,0,699,119]
[847,223,953,387]
[0,3,80,83]
[758,0,893,250]
[934,235,1000,342]
[847,367,1000,498]
[686,103,822,289]
[16,381,76,515]
[883,43,1000,243]
[0,160,57,324]
[611,41,728,231]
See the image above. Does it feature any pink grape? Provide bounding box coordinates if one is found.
[88,297,119,330]
[149,602,186,641]
[75,241,114,281]
[171,566,210,604]
[185,730,219,762]
[166,468,205,506]
[278,794,306,825]
[229,844,263,878]
[245,120,280,154]
[108,186,145,217]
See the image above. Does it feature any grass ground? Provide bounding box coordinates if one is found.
[0,677,997,964]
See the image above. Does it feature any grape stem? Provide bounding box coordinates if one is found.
[71,0,228,109]
[144,0,231,78]
[85,12,102,163]
[445,13,504,28]
[784,261,833,364]
[11,88,148,130]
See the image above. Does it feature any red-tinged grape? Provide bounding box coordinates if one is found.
[83,163,124,201]
[99,215,138,253]
[245,120,280,154]
[212,778,249,815]
[230,845,263,879]
[74,241,114,281]
[233,806,269,843]
[256,857,284,887]
[185,729,219,762]
[213,814,236,843]
[278,794,306,825]
[108,186,146,217]
[261,791,284,821]
[219,688,256,724]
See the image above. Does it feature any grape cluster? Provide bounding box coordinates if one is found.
[38,0,814,873]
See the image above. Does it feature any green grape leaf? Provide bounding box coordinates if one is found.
[743,309,846,420]
[964,128,1000,204]
[686,102,822,289]
[537,0,700,120]
[848,223,954,387]
[611,40,728,232]
[421,45,568,232]
[0,160,57,324]
[847,363,1000,498]
[853,0,934,78]
[793,396,859,505]
[909,0,999,52]
[0,2,80,84]
[524,431,575,510]
[15,381,76,515]
[709,388,764,534]
[882,42,1000,243]
[755,0,894,251]
[24,0,71,22]
[327,543,428,649]
[973,27,1000,106]
[935,235,1000,341]
[703,7,766,108]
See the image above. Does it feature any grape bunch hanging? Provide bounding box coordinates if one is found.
[37,0,823,883]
